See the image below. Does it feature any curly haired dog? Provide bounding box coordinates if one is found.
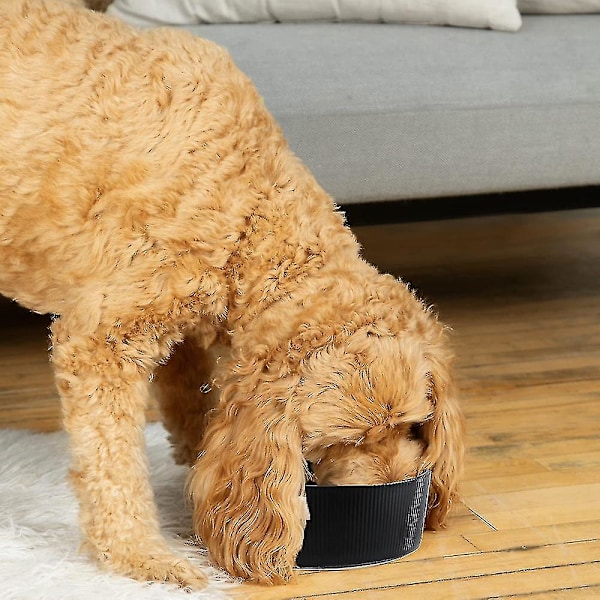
[0,0,464,588]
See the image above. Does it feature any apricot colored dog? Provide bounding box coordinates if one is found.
[0,0,464,587]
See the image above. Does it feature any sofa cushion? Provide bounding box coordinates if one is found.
[108,0,521,31]
[182,16,600,204]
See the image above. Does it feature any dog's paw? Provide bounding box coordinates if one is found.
[94,544,208,589]
[140,553,208,590]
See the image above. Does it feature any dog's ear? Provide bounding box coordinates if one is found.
[187,368,306,584]
[421,344,465,529]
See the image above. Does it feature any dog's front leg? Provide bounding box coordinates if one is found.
[50,317,206,589]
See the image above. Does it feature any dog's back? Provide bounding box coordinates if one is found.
[0,0,303,317]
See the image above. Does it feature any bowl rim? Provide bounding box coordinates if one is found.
[304,468,431,491]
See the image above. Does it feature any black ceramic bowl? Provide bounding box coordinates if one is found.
[296,469,431,569]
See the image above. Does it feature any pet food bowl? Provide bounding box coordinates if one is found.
[296,469,431,569]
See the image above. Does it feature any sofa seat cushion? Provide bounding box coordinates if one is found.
[183,16,600,203]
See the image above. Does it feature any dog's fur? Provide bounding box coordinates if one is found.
[0,0,465,587]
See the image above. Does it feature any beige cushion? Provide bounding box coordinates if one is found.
[107,0,522,31]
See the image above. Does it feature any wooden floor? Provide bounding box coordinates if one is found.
[1,207,599,599]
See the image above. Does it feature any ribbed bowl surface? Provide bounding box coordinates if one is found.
[296,470,431,569]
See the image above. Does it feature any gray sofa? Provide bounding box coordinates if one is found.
[179,17,599,215]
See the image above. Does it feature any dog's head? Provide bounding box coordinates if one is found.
[298,331,432,484]
[297,321,464,529]
[188,285,464,583]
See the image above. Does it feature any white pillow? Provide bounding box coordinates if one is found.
[107,0,522,32]
[519,0,600,12]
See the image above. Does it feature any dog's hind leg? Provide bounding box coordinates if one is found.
[50,315,207,589]
[153,327,225,466]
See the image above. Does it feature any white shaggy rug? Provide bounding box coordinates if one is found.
[0,424,234,600]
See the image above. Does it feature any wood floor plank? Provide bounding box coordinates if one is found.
[462,468,600,496]
[463,381,600,415]
[463,455,549,482]
[500,586,600,599]
[467,484,600,512]
[466,499,600,531]
[463,521,600,553]
[538,452,600,472]
[463,403,599,446]
[306,564,600,600]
